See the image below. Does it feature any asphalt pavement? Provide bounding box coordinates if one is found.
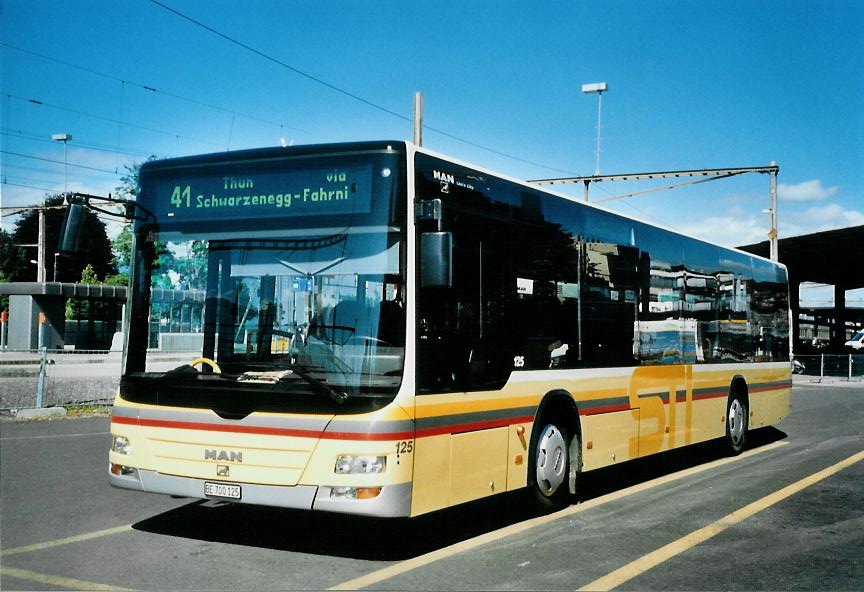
[1,381,862,591]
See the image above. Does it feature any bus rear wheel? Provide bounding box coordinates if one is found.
[725,393,748,455]
[529,421,571,511]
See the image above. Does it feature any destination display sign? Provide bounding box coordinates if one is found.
[147,163,373,223]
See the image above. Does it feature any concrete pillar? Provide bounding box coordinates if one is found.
[832,284,847,349]
[7,295,66,350]
[789,273,801,353]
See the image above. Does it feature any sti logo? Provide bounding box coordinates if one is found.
[204,449,243,463]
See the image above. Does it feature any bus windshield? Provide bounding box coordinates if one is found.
[122,147,406,414]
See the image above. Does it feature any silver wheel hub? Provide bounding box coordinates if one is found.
[728,399,745,445]
[536,425,567,496]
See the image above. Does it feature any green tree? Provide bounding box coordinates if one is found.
[110,157,161,287]
[104,272,129,287]
[0,229,27,280]
[10,195,116,283]
[112,224,133,272]
[172,240,208,290]
[1,229,28,311]
[67,264,100,319]
[80,263,100,285]
[114,156,157,200]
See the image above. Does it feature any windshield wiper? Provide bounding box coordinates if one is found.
[285,366,349,405]
[160,359,350,404]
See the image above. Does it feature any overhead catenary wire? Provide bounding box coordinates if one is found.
[593,172,744,203]
[2,162,121,183]
[115,80,126,173]
[1,150,123,176]
[4,174,66,188]
[1,128,152,158]
[3,163,67,177]
[2,30,575,175]
[1,180,60,195]
[7,94,223,149]
[149,0,412,122]
[148,0,577,176]
[0,42,301,134]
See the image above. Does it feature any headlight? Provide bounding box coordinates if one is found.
[334,455,386,474]
[111,435,132,455]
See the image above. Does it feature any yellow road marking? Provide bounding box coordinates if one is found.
[579,448,864,591]
[0,566,132,591]
[329,441,787,590]
[0,524,133,557]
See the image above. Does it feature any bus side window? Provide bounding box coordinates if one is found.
[581,241,639,367]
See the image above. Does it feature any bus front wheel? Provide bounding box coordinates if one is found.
[725,392,748,455]
[529,421,572,511]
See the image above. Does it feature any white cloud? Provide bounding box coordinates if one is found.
[778,179,839,202]
[677,202,864,248]
[783,203,864,234]
[679,214,769,248]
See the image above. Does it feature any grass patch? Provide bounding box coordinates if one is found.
[64,404,112,418]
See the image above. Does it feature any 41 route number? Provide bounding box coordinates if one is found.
[171,185,192,208]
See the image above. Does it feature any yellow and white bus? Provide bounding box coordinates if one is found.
[108,141,791,516]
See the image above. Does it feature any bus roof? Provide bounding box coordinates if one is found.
[138,139,785,272]
[409,142,788,272]
[139,140,407,173]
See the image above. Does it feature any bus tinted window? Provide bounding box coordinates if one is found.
[414,152,789,392]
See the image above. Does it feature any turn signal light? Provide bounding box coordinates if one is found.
[330,486,383,500]
[357,487,382,500]
[110,463,135,476]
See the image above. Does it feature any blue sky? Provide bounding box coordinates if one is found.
[2,0,862,257]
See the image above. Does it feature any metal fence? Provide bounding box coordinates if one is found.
[3,348,860,411]
[0,349,121,410]
[793,354,864,380]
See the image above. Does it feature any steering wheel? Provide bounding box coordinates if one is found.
[189,357,222,374]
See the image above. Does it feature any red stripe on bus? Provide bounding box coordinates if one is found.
[111,414,535,441]
[111,415,326,439]
[577,382,791,413]
[415,415,535,438]
[692,389,727,401]
[750,383,792,394]
[579,403,631,416]
[110,383,791,440]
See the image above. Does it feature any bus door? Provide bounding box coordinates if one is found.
[413,200,515,512]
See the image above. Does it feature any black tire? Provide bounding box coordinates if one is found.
[725,392,748,455]
[528,420,572,511]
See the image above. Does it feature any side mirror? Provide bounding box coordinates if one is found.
[421,232,453,288]
[58,203,85,254]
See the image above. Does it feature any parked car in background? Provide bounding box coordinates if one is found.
[844,330,864,350]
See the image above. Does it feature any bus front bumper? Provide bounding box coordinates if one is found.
[109,466,412,517]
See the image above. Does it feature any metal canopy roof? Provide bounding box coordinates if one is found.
[738,225,864,288]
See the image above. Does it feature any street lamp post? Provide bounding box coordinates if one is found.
[50,133,72,283]
[581,82,608,180]
[765,160,779,261]
[52,133,71,196]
